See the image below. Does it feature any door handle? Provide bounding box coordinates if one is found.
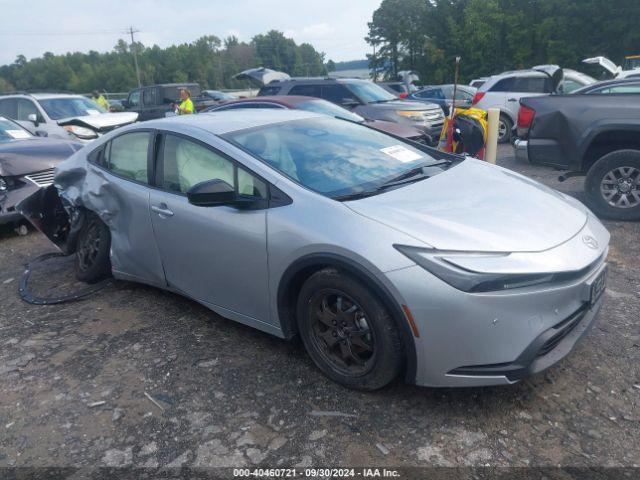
[507,98,518,102]
[151,204,174,217]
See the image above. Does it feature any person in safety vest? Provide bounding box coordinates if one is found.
[176,89,195,115]
[91,90,110,111]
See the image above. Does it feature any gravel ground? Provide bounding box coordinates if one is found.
[0,145,639,472]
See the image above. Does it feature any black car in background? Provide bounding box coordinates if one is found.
[0,116,81,226]
[515,83,640,220]
[121,83,218,121]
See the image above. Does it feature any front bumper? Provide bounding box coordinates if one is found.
[383,215,609,387]
[1,185,38,225]
[386,259,606,387]
[514,139,529,162]
[0,174,50,225]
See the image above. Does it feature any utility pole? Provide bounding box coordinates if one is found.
[372,44,376,82]
[128,26,142,87]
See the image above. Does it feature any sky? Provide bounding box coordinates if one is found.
[0,0,382,66]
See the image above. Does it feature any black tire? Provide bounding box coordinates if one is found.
[585,149,640,221]
[75,212,112,283]
[498,114,512,144]
[296,268,403,390]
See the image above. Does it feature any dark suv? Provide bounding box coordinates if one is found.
[122,83,217,121]
[258,78,444,143]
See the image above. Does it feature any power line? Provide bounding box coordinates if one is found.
[0,29,125,36]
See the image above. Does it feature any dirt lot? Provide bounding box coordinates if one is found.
[1,145,639,472]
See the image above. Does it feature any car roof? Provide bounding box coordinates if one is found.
[31,93,86,100]
[220,95,318,107]
[140,108,323,134]
[266,77,370,85]
[573,77,640,93]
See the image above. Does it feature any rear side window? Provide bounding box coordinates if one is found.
[321,84,358,104]
[258,86,282,96]
[218,103,283,110]
[106,132,150,183]
[0,98,18,118]
[289,84,322,97]
[143,88,157,106]
[160,133,267,198]
[128,90,141,107]
[489,78,514,92]
[512,76,551,93]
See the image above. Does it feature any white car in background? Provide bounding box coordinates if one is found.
[583,56,640,79]
[471,67,595,143]
[0,93,138,143]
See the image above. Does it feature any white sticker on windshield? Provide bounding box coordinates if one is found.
[6,129,31,139]
[86,109,101,115]
[380,145,423,163]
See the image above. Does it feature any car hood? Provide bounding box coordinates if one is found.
[371,99,440,111]
[0,138,81,177]
[346,159,588,253]
[57,112,139,132]
[365,119,424,138]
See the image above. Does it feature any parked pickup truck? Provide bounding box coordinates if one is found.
[121,83,217,121]
[514,92,640,220]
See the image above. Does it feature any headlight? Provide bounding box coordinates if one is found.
[394,245,554,292]
[396,110,425,121]
[63,125,98,139]
[0,177,6,192]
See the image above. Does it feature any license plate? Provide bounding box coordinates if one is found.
[590,269,607,305]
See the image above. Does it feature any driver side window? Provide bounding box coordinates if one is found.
[161,134,267,198]
[129,90,141,107]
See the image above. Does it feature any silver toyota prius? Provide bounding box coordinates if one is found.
[20,110,609,390]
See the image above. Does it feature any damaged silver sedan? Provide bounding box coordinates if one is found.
[20,110,609,390]
[0,116,81,227]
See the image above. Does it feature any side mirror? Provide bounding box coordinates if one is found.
[340,98,360,108]
[187,179,235,207]
[27,113,39,126]
[121,99,129,108]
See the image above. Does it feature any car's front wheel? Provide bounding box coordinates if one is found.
[296,268,403,390]
[585,149,640,221]
[75,212,112,283]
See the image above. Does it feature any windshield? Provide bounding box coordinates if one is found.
[39,97,106,120]
[0,117,33,141]
[224,117,438,198]
[296,99,364,122]
[346,81,397,103]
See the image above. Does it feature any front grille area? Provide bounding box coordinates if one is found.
[422,110,445,124]
[448,303,592,381]
[536,305,588,357]
[25,168,55,187]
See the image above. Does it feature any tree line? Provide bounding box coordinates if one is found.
[367,0,640,84]
[0,30,327,93]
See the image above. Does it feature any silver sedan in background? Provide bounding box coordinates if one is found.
[20,110,609,390]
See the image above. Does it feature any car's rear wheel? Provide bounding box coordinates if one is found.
[498,114,512,144]
[296,268,403,390]
[585,150,640,221]
[75,212,112,283]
